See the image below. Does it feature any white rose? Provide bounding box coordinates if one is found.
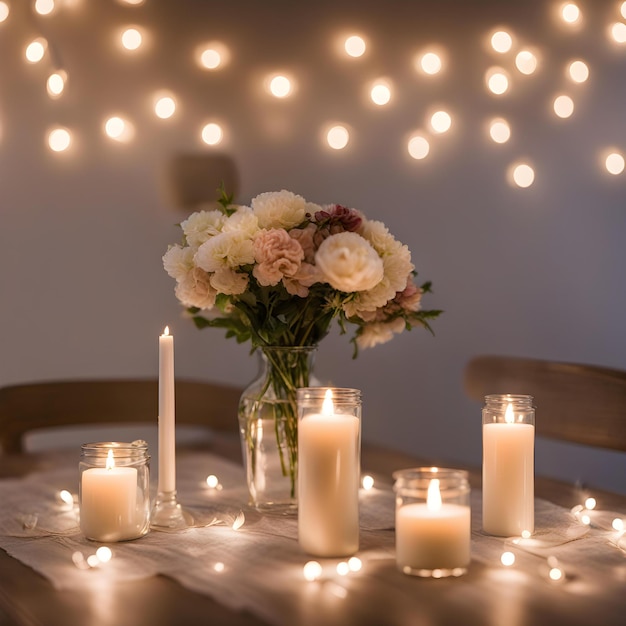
[181,210,225,249]
[251,190,307,230]
[315,231,384,293]
[194,231,255,272]
[162,245,194,281]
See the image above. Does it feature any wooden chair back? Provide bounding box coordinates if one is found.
[0,379,242,454]
[464,355,626,452]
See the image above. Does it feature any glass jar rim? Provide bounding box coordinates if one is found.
[297,386,362,403]
[392,467,469,491]
[484,393,534,403]
[81,440,149,456]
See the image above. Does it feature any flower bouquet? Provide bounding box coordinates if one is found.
[163,188,441,508]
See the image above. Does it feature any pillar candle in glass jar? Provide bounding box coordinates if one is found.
[393,467,471,577]
[482,394,535,537]
[297,387,361,557]
[79,442,151,542]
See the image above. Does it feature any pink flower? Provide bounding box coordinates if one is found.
[289,223,317,264]
[396,279,423,312]
[253,228,304,287]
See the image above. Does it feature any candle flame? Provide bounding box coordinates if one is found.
[106,449,115,470]
[427,478,442,511]
[163,325,170,336]
[322,388,334,415]
[505,403,514,423]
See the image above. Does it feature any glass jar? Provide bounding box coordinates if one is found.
[393,467,471,577]
[79,441,151,542]
[297,387,361,557]
[482,394,535,536]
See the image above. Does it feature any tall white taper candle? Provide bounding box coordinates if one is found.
[159,326,176,494]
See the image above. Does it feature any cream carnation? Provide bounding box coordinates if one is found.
[194,231,255,272]
[222,207,259,238]
[253,228,304,287]
[181,210,225,249]
[315,231,384,293]
[251,190,307,230]
[162,245,195,281]
[356,318,406,349]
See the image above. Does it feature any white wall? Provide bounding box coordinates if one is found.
[1,0,625,493]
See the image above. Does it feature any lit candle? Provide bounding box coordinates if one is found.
[159,326,176,494]
[482,396,535,536]
[298,388,361,557]
[395,474,471,575]
[80,450,138,541]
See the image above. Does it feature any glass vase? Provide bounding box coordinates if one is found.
[238,346,317,510]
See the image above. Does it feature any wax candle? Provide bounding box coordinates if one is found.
[159,326,176,494]
[80,449,138,542]
[297,388,361,557]
[482,395,535,537]
[394,469,471,577]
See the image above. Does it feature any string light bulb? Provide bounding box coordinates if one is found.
[25,38,47,63]
[34,0,55,15]
[486,67,510,95]
[268,74,293,98]
[488,118,511,144]
[416,50,443,75]
[430,110,452,133]
[610,22,626,44]
[407,134,430,160]
[490,30,513,53]
[197,42,229,70]
[48,127,71,152]
[154,94,176,119]
[515,50,538,75]
[568,60,589,83]
[605,151,625,175]
[47,71,67,98]
[561,3,581,24]
[121,28,143,51]
[344,35,366,58]
[370,80,392,106]
[0,2,8,22]
[201,122,223,146]
[326,125,350,150]
[553,94,574,119]
[303,561,323,581]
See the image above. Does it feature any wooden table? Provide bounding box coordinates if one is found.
[1,436,625,626]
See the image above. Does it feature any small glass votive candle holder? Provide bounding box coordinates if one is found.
[297,387,361,557]
[79,441,151,542]
[393,467,471,578]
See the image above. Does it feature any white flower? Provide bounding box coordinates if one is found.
[251,190,307,230]
[194,232,255,272]
[181,210,225,249]
[358,219,399,255]
[356,318,406,349]
[174,268,217,310]
[210,268,249,295]
[162,245,195,281]
[342,243,414,318]
[315,231,384,293]
[222,207,259,238]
